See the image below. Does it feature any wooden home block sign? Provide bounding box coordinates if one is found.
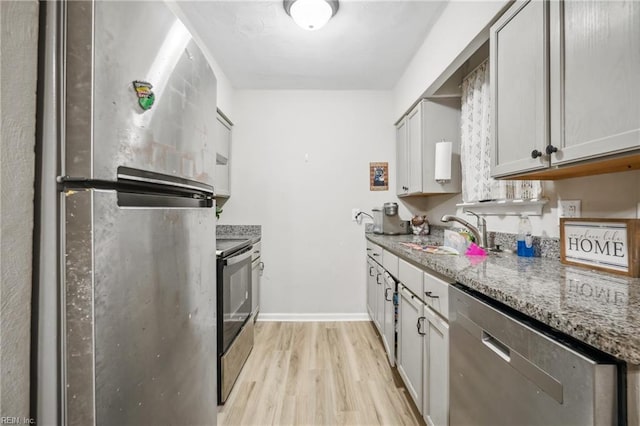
[560,218,640,277]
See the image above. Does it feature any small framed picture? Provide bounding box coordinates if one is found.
[370,162,388,191]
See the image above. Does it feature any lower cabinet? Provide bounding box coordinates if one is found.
[368,240,450,407]
[397,284,425,409]
[397,277,450,425]
[367,246,396,367]
[383,271,396,367]
[375,263,385,335]
[366,257,377,319]
[423,304,449,426]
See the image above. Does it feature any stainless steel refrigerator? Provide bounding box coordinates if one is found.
[34,2,218,424]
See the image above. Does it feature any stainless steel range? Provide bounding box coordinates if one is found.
[216,238,253,404]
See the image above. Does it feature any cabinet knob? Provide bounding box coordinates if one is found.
[546,145,559,155]
[531,149,543,159]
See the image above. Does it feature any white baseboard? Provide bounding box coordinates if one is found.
[257,313,370,322]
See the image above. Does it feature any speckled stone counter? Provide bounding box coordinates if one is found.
[217,225,261,244]
[366,233,640,364]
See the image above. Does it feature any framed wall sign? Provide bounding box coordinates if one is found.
[370,162,388,191]
[560,218,640,277]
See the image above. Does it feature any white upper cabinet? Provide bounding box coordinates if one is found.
[490,0,549,177]
[407,104,423,194]
[491,0,640,179]
[549,1,640,166]
[396,99,461,196]
[396,117,409,195]
[215,111,232,197]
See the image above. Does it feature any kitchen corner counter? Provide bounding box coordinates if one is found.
[217,224,261,244]
[366,233,640,364]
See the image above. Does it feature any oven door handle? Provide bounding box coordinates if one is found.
[224,250,253,266]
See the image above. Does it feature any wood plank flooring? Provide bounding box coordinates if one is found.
[218,321,424,426]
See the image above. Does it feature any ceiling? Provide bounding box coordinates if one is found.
[178,1,447,90]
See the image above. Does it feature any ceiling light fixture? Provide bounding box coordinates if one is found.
[284,0,339,31]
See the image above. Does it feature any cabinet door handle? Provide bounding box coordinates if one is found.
[385,288,393,301]
[424,291,439,299]
[376,274,382,285]
[416,316,426,335]
[531,149,542,159]
[372,253,380,257]
[546,145,558,155]
[369,266,374,277]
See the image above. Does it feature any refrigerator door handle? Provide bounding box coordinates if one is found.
[117,166,213,194]
[117,192,213,209]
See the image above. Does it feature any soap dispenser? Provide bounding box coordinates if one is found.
[517,214,534,257]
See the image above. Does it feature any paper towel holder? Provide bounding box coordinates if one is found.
[434,139,452,183]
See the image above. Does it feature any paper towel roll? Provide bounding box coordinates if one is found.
[434,141,452,181]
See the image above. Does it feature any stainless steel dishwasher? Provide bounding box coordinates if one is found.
[449,284,620,426]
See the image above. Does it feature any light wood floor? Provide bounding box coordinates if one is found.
[218,321,424,426]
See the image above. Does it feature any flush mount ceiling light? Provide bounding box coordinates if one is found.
[284,0,339,31]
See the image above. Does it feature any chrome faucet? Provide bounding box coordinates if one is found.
[441,211,487,249]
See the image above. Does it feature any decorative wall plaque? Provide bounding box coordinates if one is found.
[560,218,640,277]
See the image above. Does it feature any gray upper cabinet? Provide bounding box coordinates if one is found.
[490,0,549,178]
[215,111,232,197]
[396,117,409,195]
[407,105,423,194]
[491,0,640,179]
[549,1,640,166]
[395,99,461,196]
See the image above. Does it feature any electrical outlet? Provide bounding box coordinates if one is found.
[559,200,581,218]
[352,208,361,222]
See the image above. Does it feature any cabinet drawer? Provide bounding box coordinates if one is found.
[399,259,423,298]
[423,272,450,320]
[367,241,383,262]
[382,249,399,278]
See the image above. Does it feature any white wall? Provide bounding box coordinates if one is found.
[393,0,509,119]
[0,0,39,418]
[219,90,405,318]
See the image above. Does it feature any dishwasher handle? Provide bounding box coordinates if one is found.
[482,331,511,362]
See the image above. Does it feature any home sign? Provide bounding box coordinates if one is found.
[560,218,640,277]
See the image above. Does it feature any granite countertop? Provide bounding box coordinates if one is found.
[366,233,640,364]
[217,225,261,244]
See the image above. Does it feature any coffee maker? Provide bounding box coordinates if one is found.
[372,202,411,235]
